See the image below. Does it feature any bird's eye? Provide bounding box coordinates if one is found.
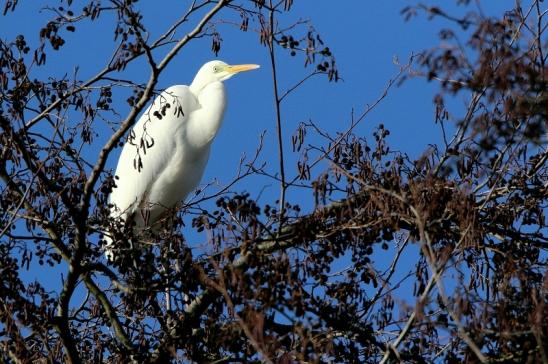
[213,66,219,72]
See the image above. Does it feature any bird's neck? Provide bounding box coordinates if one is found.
[189,72,212,95]
[186,81,227,149]
[189,83,203,96]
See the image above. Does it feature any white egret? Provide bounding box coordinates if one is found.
[105,60,260,259]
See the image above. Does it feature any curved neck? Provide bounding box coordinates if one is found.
[189,71,212,95]
[186,81,227,149]
[189,82,203,96]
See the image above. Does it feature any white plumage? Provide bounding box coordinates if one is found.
[105,60,259,259]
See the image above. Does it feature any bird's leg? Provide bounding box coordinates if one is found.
[140,207,151,227]
[124,214,139,269]
[160,248,171,312]
[165,286,171,311]
[163,266,172,311]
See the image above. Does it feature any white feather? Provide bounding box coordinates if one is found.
[104,60,259,260]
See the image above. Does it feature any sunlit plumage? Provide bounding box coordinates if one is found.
[105,60,259,259]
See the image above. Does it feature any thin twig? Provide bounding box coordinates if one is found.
[266,0,287,227]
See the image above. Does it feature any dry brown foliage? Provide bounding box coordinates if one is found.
[0,1,546,363]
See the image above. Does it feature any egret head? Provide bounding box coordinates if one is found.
[191,60,260,92]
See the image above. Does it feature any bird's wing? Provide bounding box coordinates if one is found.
[109,85,199,221]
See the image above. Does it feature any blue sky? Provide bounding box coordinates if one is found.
[1,1,514,198]
[2,0,520,320]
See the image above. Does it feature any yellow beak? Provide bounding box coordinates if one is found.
[226,64,260,73]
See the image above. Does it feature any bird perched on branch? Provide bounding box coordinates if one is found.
[105,60,260,260]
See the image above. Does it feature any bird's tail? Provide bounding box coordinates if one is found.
[103,205,125,262]
[103,206,123,262]
[102,231,116,261]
